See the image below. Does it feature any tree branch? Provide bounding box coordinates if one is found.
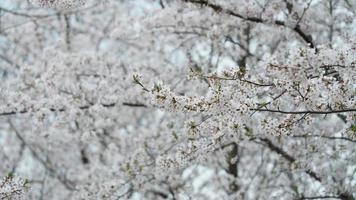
[252,108,356,115]
[258,137,322,182]
[182,0,315,48]
[295,196,341,200]
[0,102,147,116]
[8,120,77,191]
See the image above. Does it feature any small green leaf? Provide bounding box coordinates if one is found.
[351,124,356,133]
[24,179,30,187]
[172,131,178,140]
[7,172,14,178]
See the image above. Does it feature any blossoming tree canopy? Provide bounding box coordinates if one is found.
[0,0,355,200]
[30,0,86,9]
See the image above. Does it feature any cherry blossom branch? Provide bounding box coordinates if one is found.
[297,192,355,200]
[0,189,22,200]
[0,6,54,18]
[252,108,356,115]
[64,14,71,50]
[182,0,315,48]
[257,138,322,181]
[0,54,19,68]
[177,104,355,115]
[295,196,344,200]
[0,174,26,200]
[0,100,353,117]
[122,102,147,107]
[8,121,77,191]
[196,73,274,87]
[258,138,356,200]
[0,102,147,117]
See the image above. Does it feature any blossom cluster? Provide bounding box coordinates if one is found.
[30,0,86,9]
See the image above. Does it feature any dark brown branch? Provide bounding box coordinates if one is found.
[182,0,315,48]
[295,196,341,200]
[159,0,165,8]
[197,74,274,87]
[9,121,77,191]
[252,108,356,115]
[0,54,19,68]
[2,105,354,117]
[0,6,54,18]
[296,192,355,200]
[265,139,356,200]
[259,138,322,182]
[0,102,147,117]
[148,190,169,198]
[0,100,354,117]
[226,142,240,192]
[259,138,295,162]
[338,192,355,200]
[122,102,147,107]
[64,14,71,51]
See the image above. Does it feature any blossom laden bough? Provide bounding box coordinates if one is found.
[0,174,29,200]
[0,0,355,199]
[30,0,87,9]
